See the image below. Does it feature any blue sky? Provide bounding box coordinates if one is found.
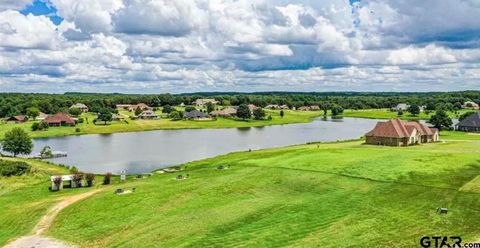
[0,0,479,93]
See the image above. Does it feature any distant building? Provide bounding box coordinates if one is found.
[183,110,209,119]
[462,101,480,110]
[265,104,280,109]
[7,115,28,123]
[137,110,159,119]
[192,99,219,107]
[37,112,48,120]
[44,113,76,126]
[298,105,319,111]
[127,103,152,112]
[247,104,258,112]
[456,112,480,132]
[210,107,237,117]
[365,119,439,146]
[70,103,89,112]
[391,103,410,111]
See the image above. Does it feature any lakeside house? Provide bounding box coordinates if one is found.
[137,110,159,119]
[210,107,237,117]
[266,104,289,110]
[456,112,480,132]
[183,110,209,120]
[7,115,28,123]
[44,113,76,126]
[248,104,258,112]
[193,99,219,106]
[298,105,320,111]
[37,112,48,120]
[70,103,89,112]
[128,103,152,112]
[391,103,410,111]
[462,101,480,110]
[365,119,439,146]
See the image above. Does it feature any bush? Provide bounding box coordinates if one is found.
[85,173,95,187]
[0,160,31,176]
[75,128,81,133]
[103,172,112,185]
[77,117,84,123]
[31,122,39,131]
[184,106,196,112]
[72,173,83,187]
[52,176,62,190]
[168,111,182,120]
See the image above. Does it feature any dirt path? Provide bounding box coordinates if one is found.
[4,189,102,248]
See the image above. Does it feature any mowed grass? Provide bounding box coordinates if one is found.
[47,136,480,247]
[0,110,321,139]
[339,108,472,120]
[0,158,88,245]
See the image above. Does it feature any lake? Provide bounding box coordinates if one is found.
[32,117,380,174]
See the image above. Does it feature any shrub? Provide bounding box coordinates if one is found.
[168,111,181,120]
[0,160,31,176]
[72,173,83,187]
[103,172,112,185]
[75,128,81,133]
[53,176,62,190]
[85,173,95,187]
[77,117,84,123]
[39,121,49,130]
[31,122,39,131]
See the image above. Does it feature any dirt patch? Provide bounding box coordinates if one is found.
[5,189,102,248]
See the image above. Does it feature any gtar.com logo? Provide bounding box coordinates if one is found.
[420,236,462,248]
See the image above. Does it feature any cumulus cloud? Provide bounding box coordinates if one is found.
[0,0,480,92]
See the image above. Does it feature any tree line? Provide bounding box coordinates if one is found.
[0,91,479,118]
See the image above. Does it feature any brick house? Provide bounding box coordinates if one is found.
[365,119,439,146]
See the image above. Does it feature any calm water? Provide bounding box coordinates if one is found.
[32,117,380,174]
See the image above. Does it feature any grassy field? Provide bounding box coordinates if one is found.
[39,134,480,247]
[0,110,321,139]
[339,108,473,120]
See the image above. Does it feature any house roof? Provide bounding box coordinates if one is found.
[129,103,151,110]
[44,113,75,124]
[70,103,88,109]
[210,107,237,116]
[365,119,435,138]
[457,112,480,127]
[183,110,207,118]
[8,115,27,121]
[138,110,158,117]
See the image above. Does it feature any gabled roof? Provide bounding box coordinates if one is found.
[70,103,88,109]
[183,110,207,118]
[7,115,27,122]
[457,112,480,127]
[44,113,75,124]
[365,119,435,138]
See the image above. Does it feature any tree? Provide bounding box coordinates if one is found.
[453,102,462,111]
[134,107,143,116]
[184,106,196,112]
[407,104,420,116]
[253,108,266,120]
[320,103,330,116]
[168,111,181,120]
[280,110,284,118]
[331,105,344,116]
[97,108,112,125]
[206,102,215,113]
[68,107,82,117]
[236,104,251,120]
[162,105,173,113]
[26,107,40,120]
[397,110,404,116]
[428,109,452,130]
[1,127,33,157]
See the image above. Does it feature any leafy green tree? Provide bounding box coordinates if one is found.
[97,108,113,125]
[184,106,196,112]
[162,105,173,113]
[206,102,215,113]
[321,103,330,116]
[31,122,39,131]
[407,104,420,116]
[26,107,40,120]
[237,104,251,120]
[459,111,476,121]
[397,110,404,116]
[429,109,452,130]
[168,111,181,120]
[68,107,82,117]
[253,108,266,120]
[453,102,462,111]
[280,110,284,118]
[331,105,344,116]
[1,127,33,157]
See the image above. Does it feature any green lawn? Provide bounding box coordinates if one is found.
[338,108,472,120]
[0,110,321,139]
[43,134,480,247]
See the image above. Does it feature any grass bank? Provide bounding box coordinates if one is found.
[338,108,472,120]
[45,134,480,247]
[0,110,321,139]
